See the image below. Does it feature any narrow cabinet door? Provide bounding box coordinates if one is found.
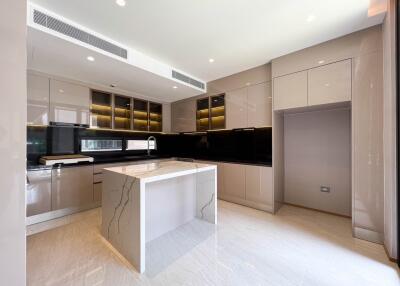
[308,59,351,106]
[245,165,273,207]
[273,70,308,110]
[27,74,49,125]
[171,99,196,132]
[225,87,247,129]
[223,163,245,199]
[247,82,272,127]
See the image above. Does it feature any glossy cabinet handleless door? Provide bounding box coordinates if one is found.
[171,99,196,132]
[51,166,94,210]
[245,165,273,207]
[50,79,90,125]
[223,163,246,199]
[273,70,308,110]
[26,170,52,217]
[27,73,49,125]
[225,87,247,129]
[308,59,352,106]
[247,82,272,127]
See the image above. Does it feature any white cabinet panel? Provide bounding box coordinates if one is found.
[245,165,273,206]
[226,87,247,129]
[223,163,245,199]
[273,71,308,110]
[247,82,272,127]
[308,59,352,106]
[27,74,49,125]
[50,79,90,125]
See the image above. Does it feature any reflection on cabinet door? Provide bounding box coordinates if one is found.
[247,82,272,127]
[223,163,245,199]
[26,170,52,216]
[273,70,308,110]
[51,166,94,210]
[226,87,247,129]
[308,59,351,106]
[27,74,49,125]
[50,79,90,125]
[245,165,273,206]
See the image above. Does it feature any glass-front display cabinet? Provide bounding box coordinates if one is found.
[149,102,162,132]
[90,90,112,128]
[114,95,131,130]
[196,98,210,131]
[210,94,225,130]
[133,99,149,131]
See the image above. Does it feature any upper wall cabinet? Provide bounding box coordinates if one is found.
[247,82,272,127]
[171,99,196,133]
[273,59,352,111]
[27,74,50,125]
[308,59,351,106]
[226,87,247,129]
[273,71,308,110]
[50,79,90,125]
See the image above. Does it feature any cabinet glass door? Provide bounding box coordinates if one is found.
[90,91,112,128]
[210,94,225,130]
[133,99,149,131]
[196,98,210,131]
[114,95,132,130]
[149,102,162,132]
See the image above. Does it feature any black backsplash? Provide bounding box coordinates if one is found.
[27,126,272,166]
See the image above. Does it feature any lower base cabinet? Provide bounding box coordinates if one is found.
[195,160,274,213]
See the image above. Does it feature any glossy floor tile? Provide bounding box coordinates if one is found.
[27,201,399,286]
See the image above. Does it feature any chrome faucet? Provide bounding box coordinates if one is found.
[147,136,157,156]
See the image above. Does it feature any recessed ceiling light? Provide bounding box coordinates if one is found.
[318,60,325,64]
[173,86,178,89]
[87,56,95,62]
[110,84,116,88]
[306,14,316,22]
[209,58,215,63]
[116,0,126,7]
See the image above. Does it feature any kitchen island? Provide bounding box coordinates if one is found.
[101,160,217,273]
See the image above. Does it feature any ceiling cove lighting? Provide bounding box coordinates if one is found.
[116,0,126,7]
[209,58,215,63]
[87,56,95,62]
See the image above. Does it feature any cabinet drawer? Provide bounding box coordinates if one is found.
[273,71,308,110]
[308,59,351,106]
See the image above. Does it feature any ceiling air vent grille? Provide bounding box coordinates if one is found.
[33,9,128,59]
[172,70,205,90]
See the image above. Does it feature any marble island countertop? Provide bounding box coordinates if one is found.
[103,160,216,183]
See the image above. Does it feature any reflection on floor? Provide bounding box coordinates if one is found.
[27,200,400,286]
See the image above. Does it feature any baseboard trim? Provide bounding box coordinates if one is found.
[218,195,274,214]
[353,226,384,244]
[283,202,351,218]
[383,243,398,263]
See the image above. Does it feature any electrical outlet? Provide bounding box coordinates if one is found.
[320,186,330,193]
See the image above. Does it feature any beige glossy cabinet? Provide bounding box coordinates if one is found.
[27,73,49,125]
[26,170,52,217]
[51,166,94,210]
[221,163,246,199]
[245,165,273,206]
[50,79,90,125]
[226,87,247,129]
[308,59,351,106]
[273,71,308,110]
[247,82,272,127]
[171,99,196,132]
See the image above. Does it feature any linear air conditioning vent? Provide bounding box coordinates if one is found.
[172,70,205,90]
[33,9,128,59]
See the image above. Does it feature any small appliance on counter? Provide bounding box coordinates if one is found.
[39,154,94,166]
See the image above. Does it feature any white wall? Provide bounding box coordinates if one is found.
[0,0,27,285]
[284,108,351,216]
[383,0,397,260]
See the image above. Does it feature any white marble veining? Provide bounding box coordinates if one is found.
[27,201,400,286]
[101,160,217,273]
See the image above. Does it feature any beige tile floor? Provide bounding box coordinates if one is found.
[27,200,400,286]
